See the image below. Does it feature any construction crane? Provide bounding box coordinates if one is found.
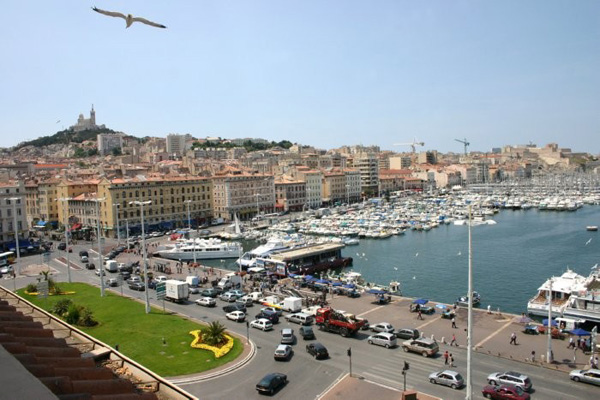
[455,138,470,156]
[393,139,425,154]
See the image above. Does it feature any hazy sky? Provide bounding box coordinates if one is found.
[2,1,599,153]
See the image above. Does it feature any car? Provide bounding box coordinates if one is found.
[219,292,239,302]
[238,296,254,307]
[228,289,245,298]
[199,288,219,298]
[85,262,96,270]
[107,278,119,287]
[226,310,246,322]
[285,312,314,325]
[367,332,397,348]
[147,280,157,290]
[156,276,168,282]
[274,344,293,361]
[79,250,89,257]
[486,371,532,392]
[0,265,14,275]
[306,342,329,359]
[195,297,217,307]
[280,328,296,344]
[396,328,420,340]
[95,268,105,277]
[402,338,439,357]
[261,306,283,316]
[223,303,246,313]
[120,271,131,280]
[299,325,315,340]
[127,276,142,285]
[128,282,145,291]
[482,384,530,400]
[428,370,464,389]
[256,311,279,324]
[80,255,89,263]
[58,242,67,250]
[256,372,287,395]
[250,318,273,331]
[569,368,600,386]
[370,322,394,333]
[189,286,200,294]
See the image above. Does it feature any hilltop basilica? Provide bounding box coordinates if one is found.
[69,105,105,132]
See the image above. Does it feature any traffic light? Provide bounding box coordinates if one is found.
[347,347,352,357]
[403,361,409,371]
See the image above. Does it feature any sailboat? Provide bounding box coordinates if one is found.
[218,213,244,240]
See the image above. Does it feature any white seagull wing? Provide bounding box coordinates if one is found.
[131,16,167,29]
[92,7,127,20]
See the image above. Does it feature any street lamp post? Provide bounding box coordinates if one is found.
[547,278,553,363]
[255,193,260,217]
[130,200,152,313]
[185,200,192,230]
[114,203,121,245]
[93,197,106,297]
[8,197,22,280]
[466,205,473,400]
[345,185,350,205]
[57,197,73,283]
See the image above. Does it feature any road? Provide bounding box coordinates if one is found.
[5,237,598,400]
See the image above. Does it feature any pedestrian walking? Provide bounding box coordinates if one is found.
[450,334,458,347]
[530,350,535,363]
[451,317,457,329]
[510,332,517,345]
[568,336,575,349]
[444,350,449,365]
[450,354,455,367]
[417,310,423,320]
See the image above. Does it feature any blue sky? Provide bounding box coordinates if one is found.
[1,1,599,153]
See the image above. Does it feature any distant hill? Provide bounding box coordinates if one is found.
[14,128,117,150]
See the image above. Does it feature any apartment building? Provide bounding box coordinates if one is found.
[0,181,26,250]
[343,169,362,204]
[322,170,346,205]
[355,153,380,196]
[290,167,323,209]
[275,177,306,212]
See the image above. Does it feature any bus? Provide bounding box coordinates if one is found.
[0,251,16,267]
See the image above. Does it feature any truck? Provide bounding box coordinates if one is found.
[217,273,243,290]
[278,297,303,313]
[186,275,199,287]
[165,280,189,303]
[105,260,118,273]
[315,307,366,337]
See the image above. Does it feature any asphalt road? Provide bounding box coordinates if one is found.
[6,239,599,400]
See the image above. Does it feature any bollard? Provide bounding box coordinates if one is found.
[431,334,435,342]
[420,331,424,338]
[441,336,446,344]
[541,355,545,363]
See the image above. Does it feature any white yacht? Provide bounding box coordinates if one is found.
[157,238,242,260]
[236,238,295,269]
[563,267,600,324]
[527,268,586,317]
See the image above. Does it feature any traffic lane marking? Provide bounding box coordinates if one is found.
[357,304,387,317]
[475,319,514,348]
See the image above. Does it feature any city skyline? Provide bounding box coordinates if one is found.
[2,1,599,153]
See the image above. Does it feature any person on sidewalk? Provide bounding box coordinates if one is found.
[450,354,455,367]
[451,317,457,329]
[450,334,458,347]
[417,310,423,320]
[530,350,536,363]
[444,350,449,365]
[510,332,517,345]
[567,336,575,349]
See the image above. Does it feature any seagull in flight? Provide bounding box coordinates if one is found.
[585,238,592,246]
[92,6,167,29]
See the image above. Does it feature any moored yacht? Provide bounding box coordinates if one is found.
[157,237,242,260]
[236,238,297,269]
[563,266,600,325]
[526,268,586,317]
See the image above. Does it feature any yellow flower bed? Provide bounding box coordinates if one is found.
[24,291,76,296]
[189,330,234,359]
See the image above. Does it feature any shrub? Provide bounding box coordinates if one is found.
[25,283,37,293]
[78,307,98,327]
[52,299,73,316]
[203,321,226,346]
[65,304,81,325]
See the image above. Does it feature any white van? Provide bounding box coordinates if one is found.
[284,312,314,325]
[105,260,118,272]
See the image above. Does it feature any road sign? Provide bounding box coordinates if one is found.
[156,282,166,300]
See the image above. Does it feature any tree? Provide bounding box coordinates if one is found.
[203,321,226,346]
[111,147,122,156]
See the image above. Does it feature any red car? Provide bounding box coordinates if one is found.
[482,384,530,400]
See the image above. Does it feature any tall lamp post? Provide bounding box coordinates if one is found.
[130,200,152,314]
[185,200,192,230]
[8,197,22,279]
[345,185,350,205]
[547,278,553,364]
[93,197,106,297]
[466,204,473,400]
[57,197,73,283]
[255,193,260,217]
[114,203,121,245]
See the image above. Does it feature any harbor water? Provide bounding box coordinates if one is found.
[207,206,600,315]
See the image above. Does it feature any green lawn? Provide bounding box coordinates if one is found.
[17,283,244,377]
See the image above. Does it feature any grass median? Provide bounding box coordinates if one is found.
[17,282,244,377]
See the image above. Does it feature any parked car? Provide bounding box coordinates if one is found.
[95,268,105,277]
[299,325,315,340]
[238,296,254,307]
[107,278,119,287]
[120,271,131,280]
[226,310,246,322]
[486,371,532,392]
[306,342,329,359]
[482,384,530,400]
[58,242,67,250]
[220,292,239,302]
[367,332,397,348]
[569,368,600,386]
[127,276,142,285]
[80,255,89,263]
[128,282,145,291]
[285,312,314,325]
[256,372,287,395]
[0,265,14,275]
[396,328,420,340]
[223,303,246,313]
[199,288,219,298]
[402,338,439,357]
[428,370,464,389]
[85,262,96,270]
[250,318,273,331]
[274,344,293,361]
[261,306,283,316]
[370,322,394,333]
[195,297,217,307]
[280,328,296,344]
[256,310,279,324]
[228,289,245,298]
[79,250,89,258]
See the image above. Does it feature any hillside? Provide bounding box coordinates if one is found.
[14,128,117,150]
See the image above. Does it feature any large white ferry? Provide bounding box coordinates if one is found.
[527,268,586,317]
[157,238,242,260]
[563,266,600,325]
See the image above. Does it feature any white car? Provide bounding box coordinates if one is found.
[195,297,216,307]
[367,332,397,348]
[250,318,273,331]
[226,310,246,322]
[156,276,168,282]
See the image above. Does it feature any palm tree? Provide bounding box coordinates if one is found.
[203,321,226,346]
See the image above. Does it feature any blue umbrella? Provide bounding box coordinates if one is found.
[570,328,591,336]
[316,279,330,284]
[435,304,448,310]
[304,275,315,281]
[413,298,429,305]
[542,318,557,327]
[331,281,343,286]
[343,283,356,289]
[367,289,388,295]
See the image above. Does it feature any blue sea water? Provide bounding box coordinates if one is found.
[210,206,600,315]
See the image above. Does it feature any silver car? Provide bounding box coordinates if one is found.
[370,322,394,333]
[570,368,600,386]
[367,332,397,348]
[429,370,464,389]
[487,371,532,392]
